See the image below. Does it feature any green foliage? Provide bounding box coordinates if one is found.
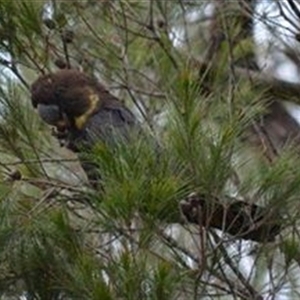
[0,0,299,299]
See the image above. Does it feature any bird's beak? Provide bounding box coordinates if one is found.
[37,104,71,147]
[37,104,69,130]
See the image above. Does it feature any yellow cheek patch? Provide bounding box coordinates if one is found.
[74,93,100,129]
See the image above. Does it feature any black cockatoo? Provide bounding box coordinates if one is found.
[31,69,139,185]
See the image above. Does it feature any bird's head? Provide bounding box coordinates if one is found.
[31,69,105,131]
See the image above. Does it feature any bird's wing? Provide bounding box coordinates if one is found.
[84,106,138,147]
[65,105,139,185]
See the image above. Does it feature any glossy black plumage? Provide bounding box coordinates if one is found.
[31,69,138,185]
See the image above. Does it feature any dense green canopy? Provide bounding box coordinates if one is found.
[0,1,299,299]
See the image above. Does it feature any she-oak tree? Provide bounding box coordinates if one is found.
[0,1,300,299]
